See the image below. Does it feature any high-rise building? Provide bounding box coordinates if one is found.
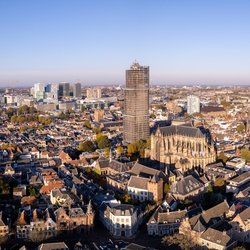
[73,83,81,98]
[86,88,101,99]
[34,83,45,101]
[123,62,150,143]
[59,82,70,97]
[45,83,58,100]
[187,95,200,114]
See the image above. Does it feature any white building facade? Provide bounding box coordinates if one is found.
[187,95,200,114]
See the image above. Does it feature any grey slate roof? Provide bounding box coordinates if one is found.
[189,200,229,231]
[102,203,136,217]
[159,125,205,138]
[171,175,204,195]
[109,160,133,173]
[200,228,234,247]
[128,176,148,190]
[239,206,250,224]
[130,162,167,181]
[156,209,186,224]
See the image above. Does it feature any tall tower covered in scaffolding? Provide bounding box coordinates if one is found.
[123,62,150,143]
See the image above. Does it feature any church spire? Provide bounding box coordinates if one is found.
[45,208,50,219]
[32,209,38,222]
[109,148,112,162]
[87,200,92,214]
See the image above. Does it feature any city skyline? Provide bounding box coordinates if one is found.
[1,0,250,86]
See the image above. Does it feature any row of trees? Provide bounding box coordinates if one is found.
[11,114,52,125]
[6,105,37,118]
[78,133,111,152]
[127,138,151,157]
[217,148,250,164]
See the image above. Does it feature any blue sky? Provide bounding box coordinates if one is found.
[0,0,250,86]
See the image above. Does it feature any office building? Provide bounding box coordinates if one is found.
[59,82,70,97]
[45,83,58,100]
[123,62,150,143]
[73,83,81,98]
[187,95,200,114]
[34,83,45,101]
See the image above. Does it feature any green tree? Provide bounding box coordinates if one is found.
[84,120,92,129]
[233,246,246,250]
[81,105,86,112]
[104,147,110,157]
[127,143,137,156]
[240,148,250,162]
[214,178,226,193]
[217,152,229,164]
[6,107,15,118]
[78,141,96,152]
[150,113,156,119]
[207,183,213,193]
[0,177,10,195]
[164,183,170,194]
[214,178,225,187]
[11,115,17,123]
[237,123,245,134]
[135,139,147,157]
[97,136,110,149]
[96,133,104,142]
[18,105,30,115]
[221,100,230,109]
[116,146,124,156]
[28,186,39,198]
[123,194,132,203]
[93,127,101,134]
[146,138,151,149]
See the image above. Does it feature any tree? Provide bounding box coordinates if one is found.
[146,138,151,149]
[162,233,196,250]
[214,178,225,187]
[6,107,15,118]
[150,113,156,119]
[214,178,226,193]
[237,123,245,134]
[127,143,137,156]
[81,105,86,112]
[221,100,230,109]
[84,120,92,129]
[97,135,110,149]
[240,148,250,162]
[116,146,124,156]
[123,194,132,203]
[233,247,246,250]
[18,105,30,115]
[104,147,110,158]
[217,152,229,164]
[0,177,10,195]
[164,183,170,194]
[78,141,95,152]
[92,127,101,134]
[96,133,104,142]
[28,186,39,198]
